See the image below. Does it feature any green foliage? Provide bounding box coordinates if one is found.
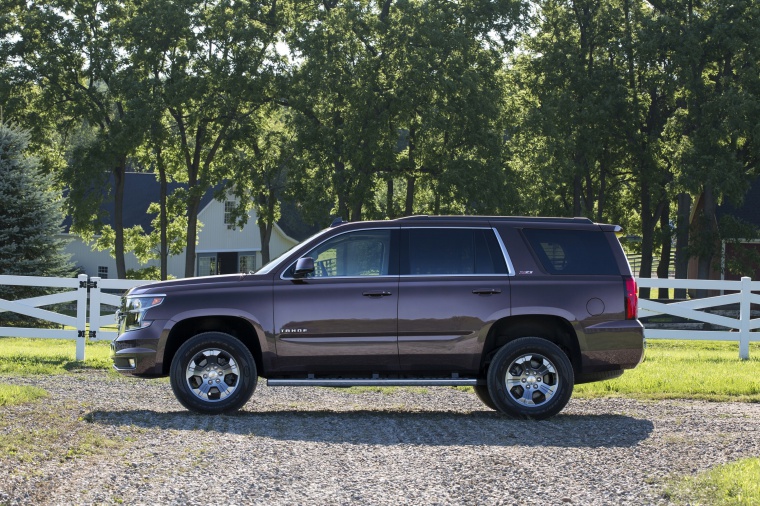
[2,0,759,273]
[0,123,75,325]
[665,458,760,506]
[126,266,174,280]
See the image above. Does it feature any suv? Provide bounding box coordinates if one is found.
[112,216,644,419]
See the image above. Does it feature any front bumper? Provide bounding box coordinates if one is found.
[111,320,166,376]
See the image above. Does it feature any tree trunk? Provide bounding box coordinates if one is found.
[113,157,127,279]
[159,162,168,281]
[656,204,672,299]
[184,163,201,278]
[386,178,395,218]
[573,173,582,217]
[258,220,272,266]
[257,188,277,266]
[405,176,415,216]
[696,184,718,297]
[674,193,691,299]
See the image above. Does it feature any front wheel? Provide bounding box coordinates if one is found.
[487,337,574,420]
[170,332,257,414]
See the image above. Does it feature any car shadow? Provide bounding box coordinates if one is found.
[85,408,653,448]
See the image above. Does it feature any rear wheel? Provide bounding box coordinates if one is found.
[170,332,257,414]
[487,337,574,420]
[473,385,497,410]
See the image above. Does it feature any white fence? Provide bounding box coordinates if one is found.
[638,276,760,359]
[1,275,759,361]
[0,274,148,360]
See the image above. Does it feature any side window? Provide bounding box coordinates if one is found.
[404,229,507,275]
[303,230,393,278]
[522,229,618,275]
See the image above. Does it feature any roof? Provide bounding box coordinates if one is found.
[717,176,760,226]
[62,172,314,239]
[62,172,226,233]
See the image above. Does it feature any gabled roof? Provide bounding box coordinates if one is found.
[61,171,313,239]
[717,176,760,227]
[61,172,220,233]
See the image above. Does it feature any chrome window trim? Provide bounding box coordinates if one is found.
[492,227,516,276]
[279,227,399,281]
[279,225,515,279]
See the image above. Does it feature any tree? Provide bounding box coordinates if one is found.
[0,122,74,324]
[118,0,284,277]
[6,0,149,279]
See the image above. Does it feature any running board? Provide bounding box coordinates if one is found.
[267,378,479,387]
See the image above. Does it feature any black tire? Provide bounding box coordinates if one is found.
[473,385,498,410]
[487,337,574,420]
[170,332,257,414]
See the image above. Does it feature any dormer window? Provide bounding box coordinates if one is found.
[224,201,236,230]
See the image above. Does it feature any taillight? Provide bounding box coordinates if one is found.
[624,276,638,320]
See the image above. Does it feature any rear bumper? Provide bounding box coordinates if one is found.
[580,319,645,373]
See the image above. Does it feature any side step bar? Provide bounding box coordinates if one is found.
[267,378,479,387]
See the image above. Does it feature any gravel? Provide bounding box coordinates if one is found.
[1,371,759,505]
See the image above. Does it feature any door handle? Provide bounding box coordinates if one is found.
[472,288,502,295]
[363,291,392,297]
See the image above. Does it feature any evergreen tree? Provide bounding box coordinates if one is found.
[0,122,74,324]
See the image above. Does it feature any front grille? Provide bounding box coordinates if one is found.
[113,341,133,352]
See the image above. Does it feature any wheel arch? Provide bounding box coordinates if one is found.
[161,316,264,376]
[481,315,581,376]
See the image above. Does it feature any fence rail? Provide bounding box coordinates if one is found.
[0,274,147,360]
[1,275,758,361]
[637,276,760,359]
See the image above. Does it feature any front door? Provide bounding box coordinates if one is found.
[272,228,400,375]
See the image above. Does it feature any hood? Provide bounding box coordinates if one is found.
[127,272,268,296]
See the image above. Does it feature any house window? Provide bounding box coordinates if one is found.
[239,254,256,273]
[197,255,217,276]
[97,266,108,279]
[224,201,236,230]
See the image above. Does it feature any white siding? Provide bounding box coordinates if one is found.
[62,198,299,279]
[61,235,187,279]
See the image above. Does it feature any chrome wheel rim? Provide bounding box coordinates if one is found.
[185,349,240,402]
[505,353,559,407]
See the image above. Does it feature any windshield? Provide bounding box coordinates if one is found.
[255,227,331,275]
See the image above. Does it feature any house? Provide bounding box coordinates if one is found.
[688,178,760,282]
[60,172,300,279]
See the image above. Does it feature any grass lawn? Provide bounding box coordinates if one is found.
[0,337,113,375]
[574,339,760,402]
[665,457,760,506]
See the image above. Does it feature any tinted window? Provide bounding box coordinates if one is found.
[302,229,393,278]
[522,229,618,275]
[404,229,507,275]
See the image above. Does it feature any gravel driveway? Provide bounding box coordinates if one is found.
[1,371,758,505]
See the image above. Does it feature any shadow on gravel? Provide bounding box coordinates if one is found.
[85,409,653,448]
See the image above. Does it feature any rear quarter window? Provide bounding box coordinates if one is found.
[522,228,619,275]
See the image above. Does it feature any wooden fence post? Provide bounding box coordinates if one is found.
[739,276,751,360]
[75,274,88,361]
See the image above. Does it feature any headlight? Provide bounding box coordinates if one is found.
[121,295,164,332]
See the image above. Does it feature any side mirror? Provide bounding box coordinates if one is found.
[293,257,315,279]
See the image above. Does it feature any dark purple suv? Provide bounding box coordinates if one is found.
[112,216,644,419]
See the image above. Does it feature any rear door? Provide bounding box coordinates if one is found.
[397,227,512,375]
